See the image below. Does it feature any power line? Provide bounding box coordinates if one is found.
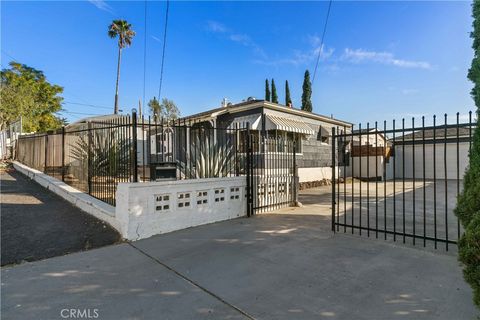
[312,0,333,85]
[60,110,104,116]
[63,101,112,110]
[158,0,170,100]
[1,49,18,63]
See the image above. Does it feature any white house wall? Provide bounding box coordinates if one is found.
[387,142,470,180]
[348,156,384,179]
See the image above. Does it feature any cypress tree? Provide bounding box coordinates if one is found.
[285,80,292,106]
[301,70,313,112]
[265,79,271,102]
[455,0,480,308]
[271,78,278,104]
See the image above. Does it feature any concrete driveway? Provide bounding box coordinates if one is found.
[1,214,476,320]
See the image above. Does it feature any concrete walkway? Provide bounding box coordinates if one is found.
[1,214,476,320]
[1,169,120,266]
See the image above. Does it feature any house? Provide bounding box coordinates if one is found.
[180,99,353,183]
[346,128,389,180]
[388,127,473,180]
[64,100,353,184]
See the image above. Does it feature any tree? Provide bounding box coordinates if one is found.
[271,79,278,104]
[0,62,64,132]
[455,0,480,309]
[265,79,270,102]
[285,80,292,106]
[301,70,313,112]
[108,19,135,115]
[148,97,180,121]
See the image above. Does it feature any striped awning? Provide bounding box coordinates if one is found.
[265,115,315,135]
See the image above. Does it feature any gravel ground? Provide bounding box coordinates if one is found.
[0,166,121,266]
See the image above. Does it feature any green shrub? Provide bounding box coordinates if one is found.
[455,0,480,310]
[458,213,480,307]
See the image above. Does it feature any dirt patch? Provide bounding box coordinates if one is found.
[1,169,122,266]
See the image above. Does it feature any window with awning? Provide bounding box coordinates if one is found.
[264,115,315,136]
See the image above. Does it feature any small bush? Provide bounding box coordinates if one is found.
[458,213,480,307]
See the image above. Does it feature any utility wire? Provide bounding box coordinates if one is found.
[63,101,112,110]
[158,0,170,100]
[1,49,18,63]
[60,110,104,116]
[312,0,333,85]
[142,0,147,116]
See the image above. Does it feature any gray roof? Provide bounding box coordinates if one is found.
[181,100,353,127]
[398,127,473,140]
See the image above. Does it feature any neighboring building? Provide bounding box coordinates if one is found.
[389,127,473,180]
[347,128,389,180]
[182,99,353,183]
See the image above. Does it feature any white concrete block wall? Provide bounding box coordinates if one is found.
[116,177,247,240]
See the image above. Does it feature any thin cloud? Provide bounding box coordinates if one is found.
[342,48,432,70]
[206,20,266,59]
[151,35,162,43]
[206,20,228,33]
[254,34,334,66]
[88,0,114,14]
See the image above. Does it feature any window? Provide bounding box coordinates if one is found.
[317,126,330,144]
[239,130,260,153]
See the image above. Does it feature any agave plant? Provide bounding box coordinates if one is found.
[179,132,235,179]
[69,130,131,179]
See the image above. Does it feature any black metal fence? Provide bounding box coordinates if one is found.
[245,125,297,216]
[331,112,477,250]
[16,112,246,206]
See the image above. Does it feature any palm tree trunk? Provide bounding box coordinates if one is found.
[114,46,122,114]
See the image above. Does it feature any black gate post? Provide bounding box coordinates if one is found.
[132,109,138,182]
[61,127,65,182]
[44,134,48,173]
[331,127,336,232]
[87,122,92,194]
[293,140,298,206]
[246,123,252,217]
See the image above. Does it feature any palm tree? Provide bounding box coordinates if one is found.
[108,20,135,114]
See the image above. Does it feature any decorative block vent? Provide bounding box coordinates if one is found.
[196,191,208,205]
[257,184,265,197]
[230,187,241,200]
[155,194,171,212]
[177,192,191,208]
[214,188,225,203]
[278,182,286,194]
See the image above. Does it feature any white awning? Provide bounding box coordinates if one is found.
[227,114,262,130]
[265,115,315,135]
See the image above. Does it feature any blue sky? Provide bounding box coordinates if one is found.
[1,0,474,126]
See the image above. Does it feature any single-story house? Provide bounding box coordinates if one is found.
[180,99,353,183]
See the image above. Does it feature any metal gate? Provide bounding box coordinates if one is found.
[331,112,476,250]
[245,125,297,216]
